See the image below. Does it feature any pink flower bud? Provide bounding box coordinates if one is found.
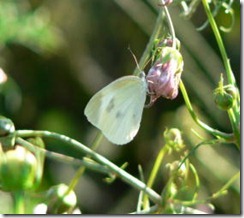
[146,47,183,106]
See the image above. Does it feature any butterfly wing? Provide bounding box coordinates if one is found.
[84,75,147,145]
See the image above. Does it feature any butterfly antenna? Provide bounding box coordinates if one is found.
[127,46,141,72]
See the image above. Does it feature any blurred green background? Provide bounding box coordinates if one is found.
[0,0,240,214]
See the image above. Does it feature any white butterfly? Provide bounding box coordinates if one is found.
[84,73,147,145]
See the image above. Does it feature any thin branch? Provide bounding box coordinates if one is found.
[16,130,162,205]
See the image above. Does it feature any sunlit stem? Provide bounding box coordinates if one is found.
[16,130,162,205]
[134,9,164,76]
[201,0,235,86]
[179,80,234,141]
[142,146,169,209]
[189,163,200,201]
[201,0,240,149]
[172,171,240,206]
[12,191,25,214]
[227,109,240,149]
[66,132,103,196]
[16,137,112,175]
[162,5,176,49]
[211,171,240,199]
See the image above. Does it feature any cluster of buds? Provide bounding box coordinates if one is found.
[33,183,79,214]
[163,128,185,152]
[146,46,184,106]
[0,116,45,192]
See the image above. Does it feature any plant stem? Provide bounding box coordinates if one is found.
[179,80,234,141]
[142,146,168,209]
[15,130,162,205]
[201,0,240,149]
[16,137,110,175]
[173,171,240,207]
[134,9,164,76]
[162,6,176,48]
[189,163,200,201]
[201,0,235,86]
[67,132,103,193]
[12,191,25,214]
[227,109,240,149]
[131,205,159,214]
[211,171,240,199]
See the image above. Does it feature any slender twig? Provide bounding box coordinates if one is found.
[201,0,240,149]
[16,137,109,175]
[134,9,164,76]
[172,171,240,207]
[131,205,159,214]
[201,0,235,86]
[227,109,240,149]
[67,131,103,193]
[179,80,235,141]
[16,130,162,205]
[142,146,168,209]
[12,191,25,214]
[162,6,176,48]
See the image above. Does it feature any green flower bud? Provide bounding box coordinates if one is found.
[214,75,237,110]
[166,160,188,185]
[214,91,234,110]
[0,145,38,191]
[0,116,15,149]
[164,128,184,152]
[225,85,238,100]
[46,183,77,214]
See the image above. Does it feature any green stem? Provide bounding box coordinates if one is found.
[131,205,159,214]
[189,163,200,201]
[173,171,240,206]
[12,191,25,214]
[201,0,240,149]
[162,6,176,48]
[15,130,162,205]
[134,9,164,76]
[142,146,168,209]
[201,0,235,86]
[91,131,104,150]
[135,4,177,75]
[227,109,240,149]
[67,132,103,193]
[211,171,240,199]
[179,80,234,141]
[16,137,110,175]
[147,147,167,191]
